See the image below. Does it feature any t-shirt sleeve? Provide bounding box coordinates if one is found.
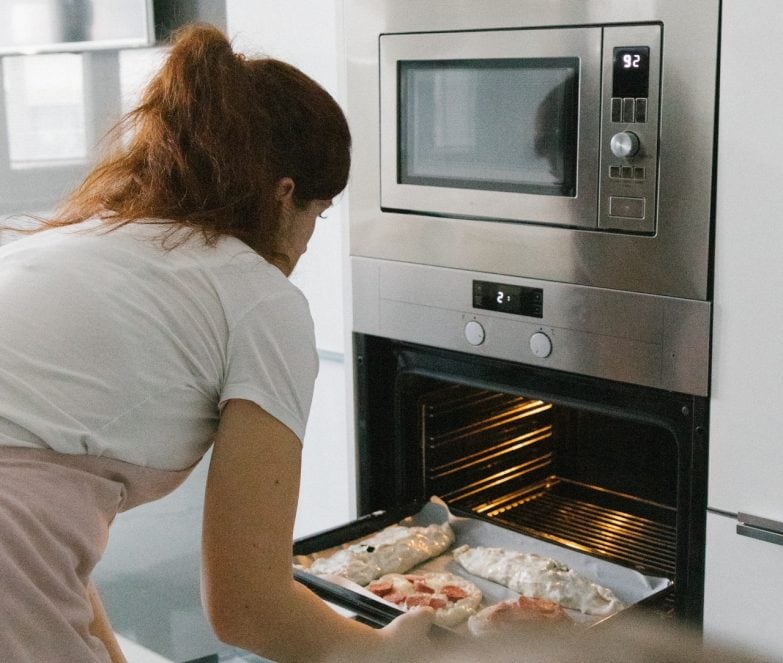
[219,289,318,443]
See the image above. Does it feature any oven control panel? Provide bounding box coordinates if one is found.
[470,281,551,356]
[472,280,543,318]
[352,257,711,396]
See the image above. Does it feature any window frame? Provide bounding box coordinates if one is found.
[0,49,122,215]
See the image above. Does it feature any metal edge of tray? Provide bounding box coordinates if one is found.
[292,503,425,556]
[293,568,463,639]
[293,567,404,627]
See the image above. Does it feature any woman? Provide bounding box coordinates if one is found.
[0,24,434,662]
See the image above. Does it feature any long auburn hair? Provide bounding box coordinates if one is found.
[40,23,351,260]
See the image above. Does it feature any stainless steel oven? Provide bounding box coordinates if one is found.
[294,0,719,633]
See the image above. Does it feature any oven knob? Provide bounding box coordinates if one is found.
[464,320,485,346]
[530,332,552,358]
[610,131,640,158]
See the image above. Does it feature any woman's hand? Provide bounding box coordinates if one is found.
[375,607,437,662]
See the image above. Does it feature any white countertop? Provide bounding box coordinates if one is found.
[115,634,175,663]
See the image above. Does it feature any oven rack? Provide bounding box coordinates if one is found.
[447,476,677,579]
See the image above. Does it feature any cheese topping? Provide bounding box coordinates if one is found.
[308,523,455,586]
[453,545,625,615]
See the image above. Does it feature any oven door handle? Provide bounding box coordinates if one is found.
[736,512,783,546]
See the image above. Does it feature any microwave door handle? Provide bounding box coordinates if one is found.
[736,512,783,546]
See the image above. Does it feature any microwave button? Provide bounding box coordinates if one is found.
[611,97,623,123]
[621,166,634,179]
[610,165,621,179]
[635,98,648,123]
[610,131,640,158]
[634,167,646,180]
[622,97,636,123]
[609,196,646,219]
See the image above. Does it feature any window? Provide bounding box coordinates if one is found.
[0,46,165,215]
[4,53,87,168]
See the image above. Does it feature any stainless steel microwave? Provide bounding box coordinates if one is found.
[381,25,661,234]
[347,1,719,302]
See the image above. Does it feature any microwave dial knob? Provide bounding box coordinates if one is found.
[530,332,552,358]
[464,320,485,346]
[610,131,640,158]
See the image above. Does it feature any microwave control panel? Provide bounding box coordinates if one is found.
[599,25,661,233]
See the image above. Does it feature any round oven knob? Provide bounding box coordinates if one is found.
[464,320,485,346]
[530,332,552,358]
[610,131,640,158]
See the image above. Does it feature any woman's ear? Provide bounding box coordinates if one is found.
[275,177,296,203]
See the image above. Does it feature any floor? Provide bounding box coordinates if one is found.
[94,357,352,663]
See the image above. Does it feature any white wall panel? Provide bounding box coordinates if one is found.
[226,0,354,527]
[705,2,783,659]
[709,0,783,519]
[704,512,783,660]
[226,0,348,357]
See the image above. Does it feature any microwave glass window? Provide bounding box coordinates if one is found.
[398,58,579,196]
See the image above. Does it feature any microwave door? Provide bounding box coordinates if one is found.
[380,28,602,229]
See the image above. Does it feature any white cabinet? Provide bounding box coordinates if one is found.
[705,1,783,659]
[709,0,783,518]
[703,513,783,661]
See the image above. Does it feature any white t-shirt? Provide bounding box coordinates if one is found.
[0,219,318,470]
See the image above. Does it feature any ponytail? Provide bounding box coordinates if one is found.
[48,23,351,258]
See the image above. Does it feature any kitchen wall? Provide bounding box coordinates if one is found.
[227,0,350,358]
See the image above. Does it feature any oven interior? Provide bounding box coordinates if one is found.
[354,334,708,622]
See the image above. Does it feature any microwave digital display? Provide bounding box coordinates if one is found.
[612,46,650,97]
[398,58,579,197]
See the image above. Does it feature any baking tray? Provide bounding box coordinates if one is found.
[293,497,673,631]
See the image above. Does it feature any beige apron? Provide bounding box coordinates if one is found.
[0,447,194,662]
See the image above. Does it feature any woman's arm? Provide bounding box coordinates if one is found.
[201,398,434,663]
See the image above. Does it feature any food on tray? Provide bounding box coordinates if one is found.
[468,596,570,637]
[453,545,625,615]
[307,523,455,586]
[368,571,483,627]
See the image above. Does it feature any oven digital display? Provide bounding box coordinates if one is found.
[612,46,650,98]
[472,280,543,317]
